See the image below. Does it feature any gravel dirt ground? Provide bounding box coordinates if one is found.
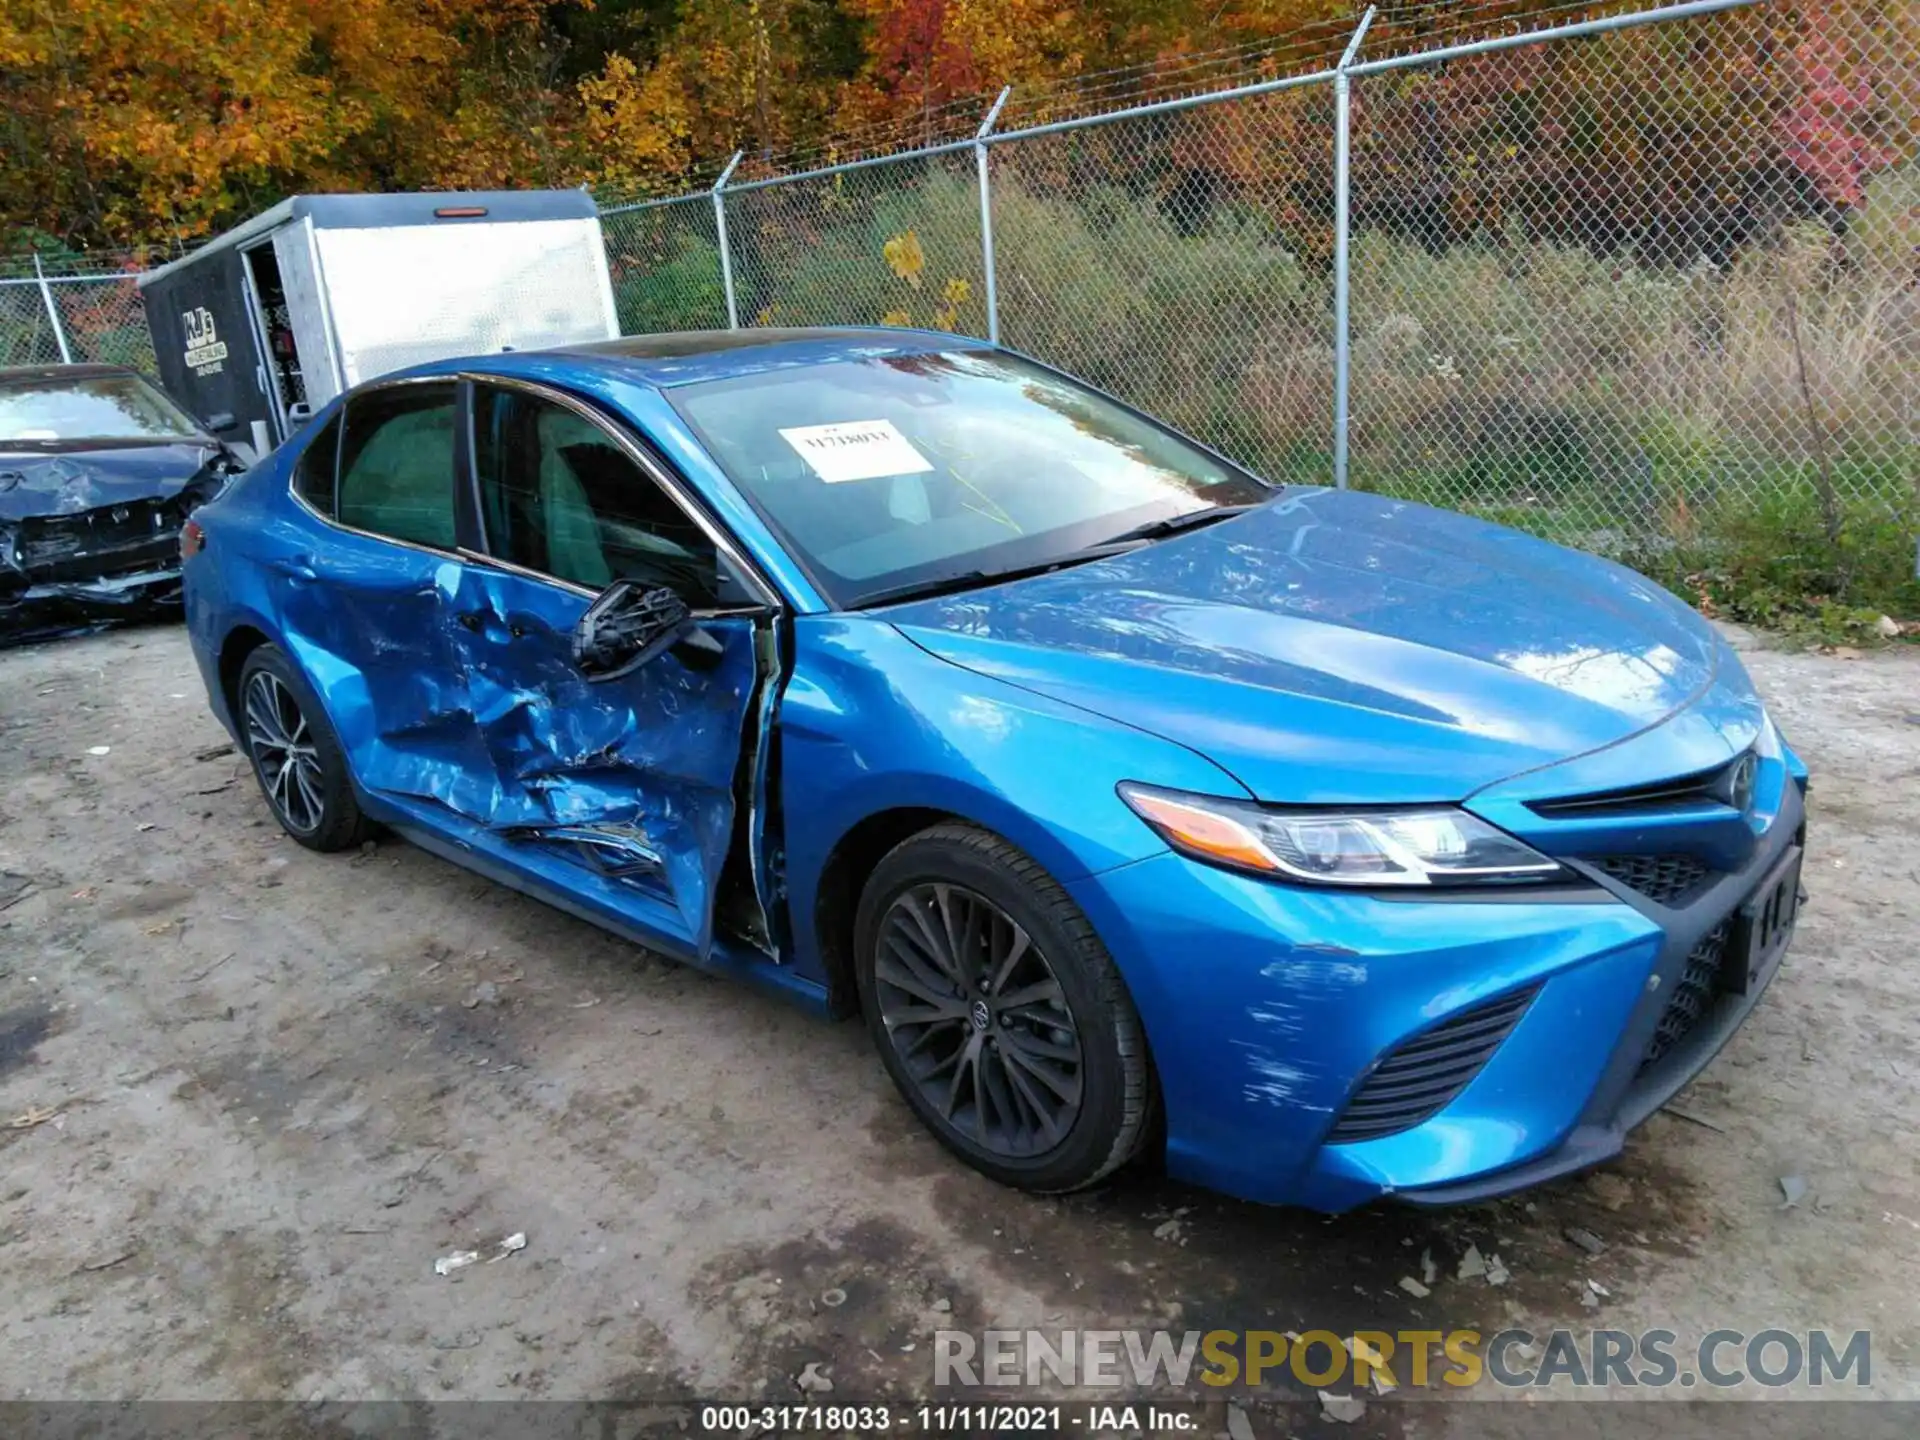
[0,622,1914,1436]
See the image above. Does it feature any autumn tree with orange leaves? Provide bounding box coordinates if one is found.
[1,0,1911,256]
[0,0,577,249]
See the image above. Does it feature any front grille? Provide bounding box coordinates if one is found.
[1639,918,1732,1072]
[1527,759,1739,818]
[1590,853,1712,907]
[1326,985,1539,1144]
[15,501,178,581]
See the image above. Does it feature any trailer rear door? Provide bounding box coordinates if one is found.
[140,250,273,456]
[271,218,344,411]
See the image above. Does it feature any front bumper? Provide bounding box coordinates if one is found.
[1,560,185,640]
[1068,765,1807,1213]
[2,503,190,632]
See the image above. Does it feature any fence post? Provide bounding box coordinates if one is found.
[1332,6,1375,489]
[712,150,744,331]
[976,86,1013,345]
[32,255,74,364]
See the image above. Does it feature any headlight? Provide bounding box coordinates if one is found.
[1118,783,1567,887]
[178,466,233,515]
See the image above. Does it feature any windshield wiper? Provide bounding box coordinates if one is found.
[850,501,1265,610]
[1101,502,1261,547]
[853,542,1136,610]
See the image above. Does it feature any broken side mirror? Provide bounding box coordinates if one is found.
[573,579,723,682]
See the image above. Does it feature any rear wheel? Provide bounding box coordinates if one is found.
[855,823,1153,1193]
[236,644,371,853]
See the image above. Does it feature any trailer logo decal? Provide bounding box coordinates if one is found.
[182,307,228,376]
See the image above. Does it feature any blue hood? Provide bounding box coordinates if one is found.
[885,489,1724,804]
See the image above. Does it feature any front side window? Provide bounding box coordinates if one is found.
[471,385,724,604]
[335,384,457,549]
[664,350,1269,607]
[0,372,204,445]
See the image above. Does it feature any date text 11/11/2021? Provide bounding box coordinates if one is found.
[699,1403,1204,1433]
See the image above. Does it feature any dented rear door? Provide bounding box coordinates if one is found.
[276,379,496,813]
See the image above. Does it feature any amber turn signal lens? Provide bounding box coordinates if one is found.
[180,519,205,559]
[1119,787,1279,873]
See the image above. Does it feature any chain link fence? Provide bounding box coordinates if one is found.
[993,81,1340,485]
[600,0,1915,564]
[727,147,990,335]
[0,262,154,372]
[10,0,1915,571]
[1346,0,1919,551]
[598,193,731,334]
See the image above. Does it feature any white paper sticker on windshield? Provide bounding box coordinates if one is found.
[779,419,935,484]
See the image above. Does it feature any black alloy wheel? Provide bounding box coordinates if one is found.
[874,881,1085,1157]
[855,823,1153,1193]
[243,668,325,835]
[235,643,372,853]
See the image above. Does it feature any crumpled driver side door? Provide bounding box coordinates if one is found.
[447,377,779,960]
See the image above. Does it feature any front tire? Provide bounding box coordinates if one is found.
[854,823,1153,1193]
[236,643,371,853]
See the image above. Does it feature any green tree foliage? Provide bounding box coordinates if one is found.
[2,0,1909,257]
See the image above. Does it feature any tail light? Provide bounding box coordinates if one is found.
[181,519,206,560]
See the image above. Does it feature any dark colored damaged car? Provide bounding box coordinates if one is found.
[0,364,240,638]
[181,330,1806,1212]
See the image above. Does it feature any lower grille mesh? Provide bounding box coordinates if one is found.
[1639,918,1732,1072]
[1327,985,1539,1144]
[1592,853,1712,907]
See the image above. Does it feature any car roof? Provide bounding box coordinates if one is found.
[0,362,145,386]
[540,326,995,389]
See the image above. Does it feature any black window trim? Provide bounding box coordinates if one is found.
[288,409,343,518]
[457,372,782,615]
[285,373,465,562]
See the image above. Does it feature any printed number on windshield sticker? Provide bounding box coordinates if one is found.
[779,419,935,484]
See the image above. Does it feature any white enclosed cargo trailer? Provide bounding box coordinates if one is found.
[138,190,620,458]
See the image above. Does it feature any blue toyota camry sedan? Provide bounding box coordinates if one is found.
[181,328,1807,1211]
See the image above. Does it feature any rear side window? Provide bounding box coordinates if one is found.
[335,384,458,549]
[291,416,340,517]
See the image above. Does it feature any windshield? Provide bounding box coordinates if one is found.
[666,350,1270,607]
[0,373,203,444]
